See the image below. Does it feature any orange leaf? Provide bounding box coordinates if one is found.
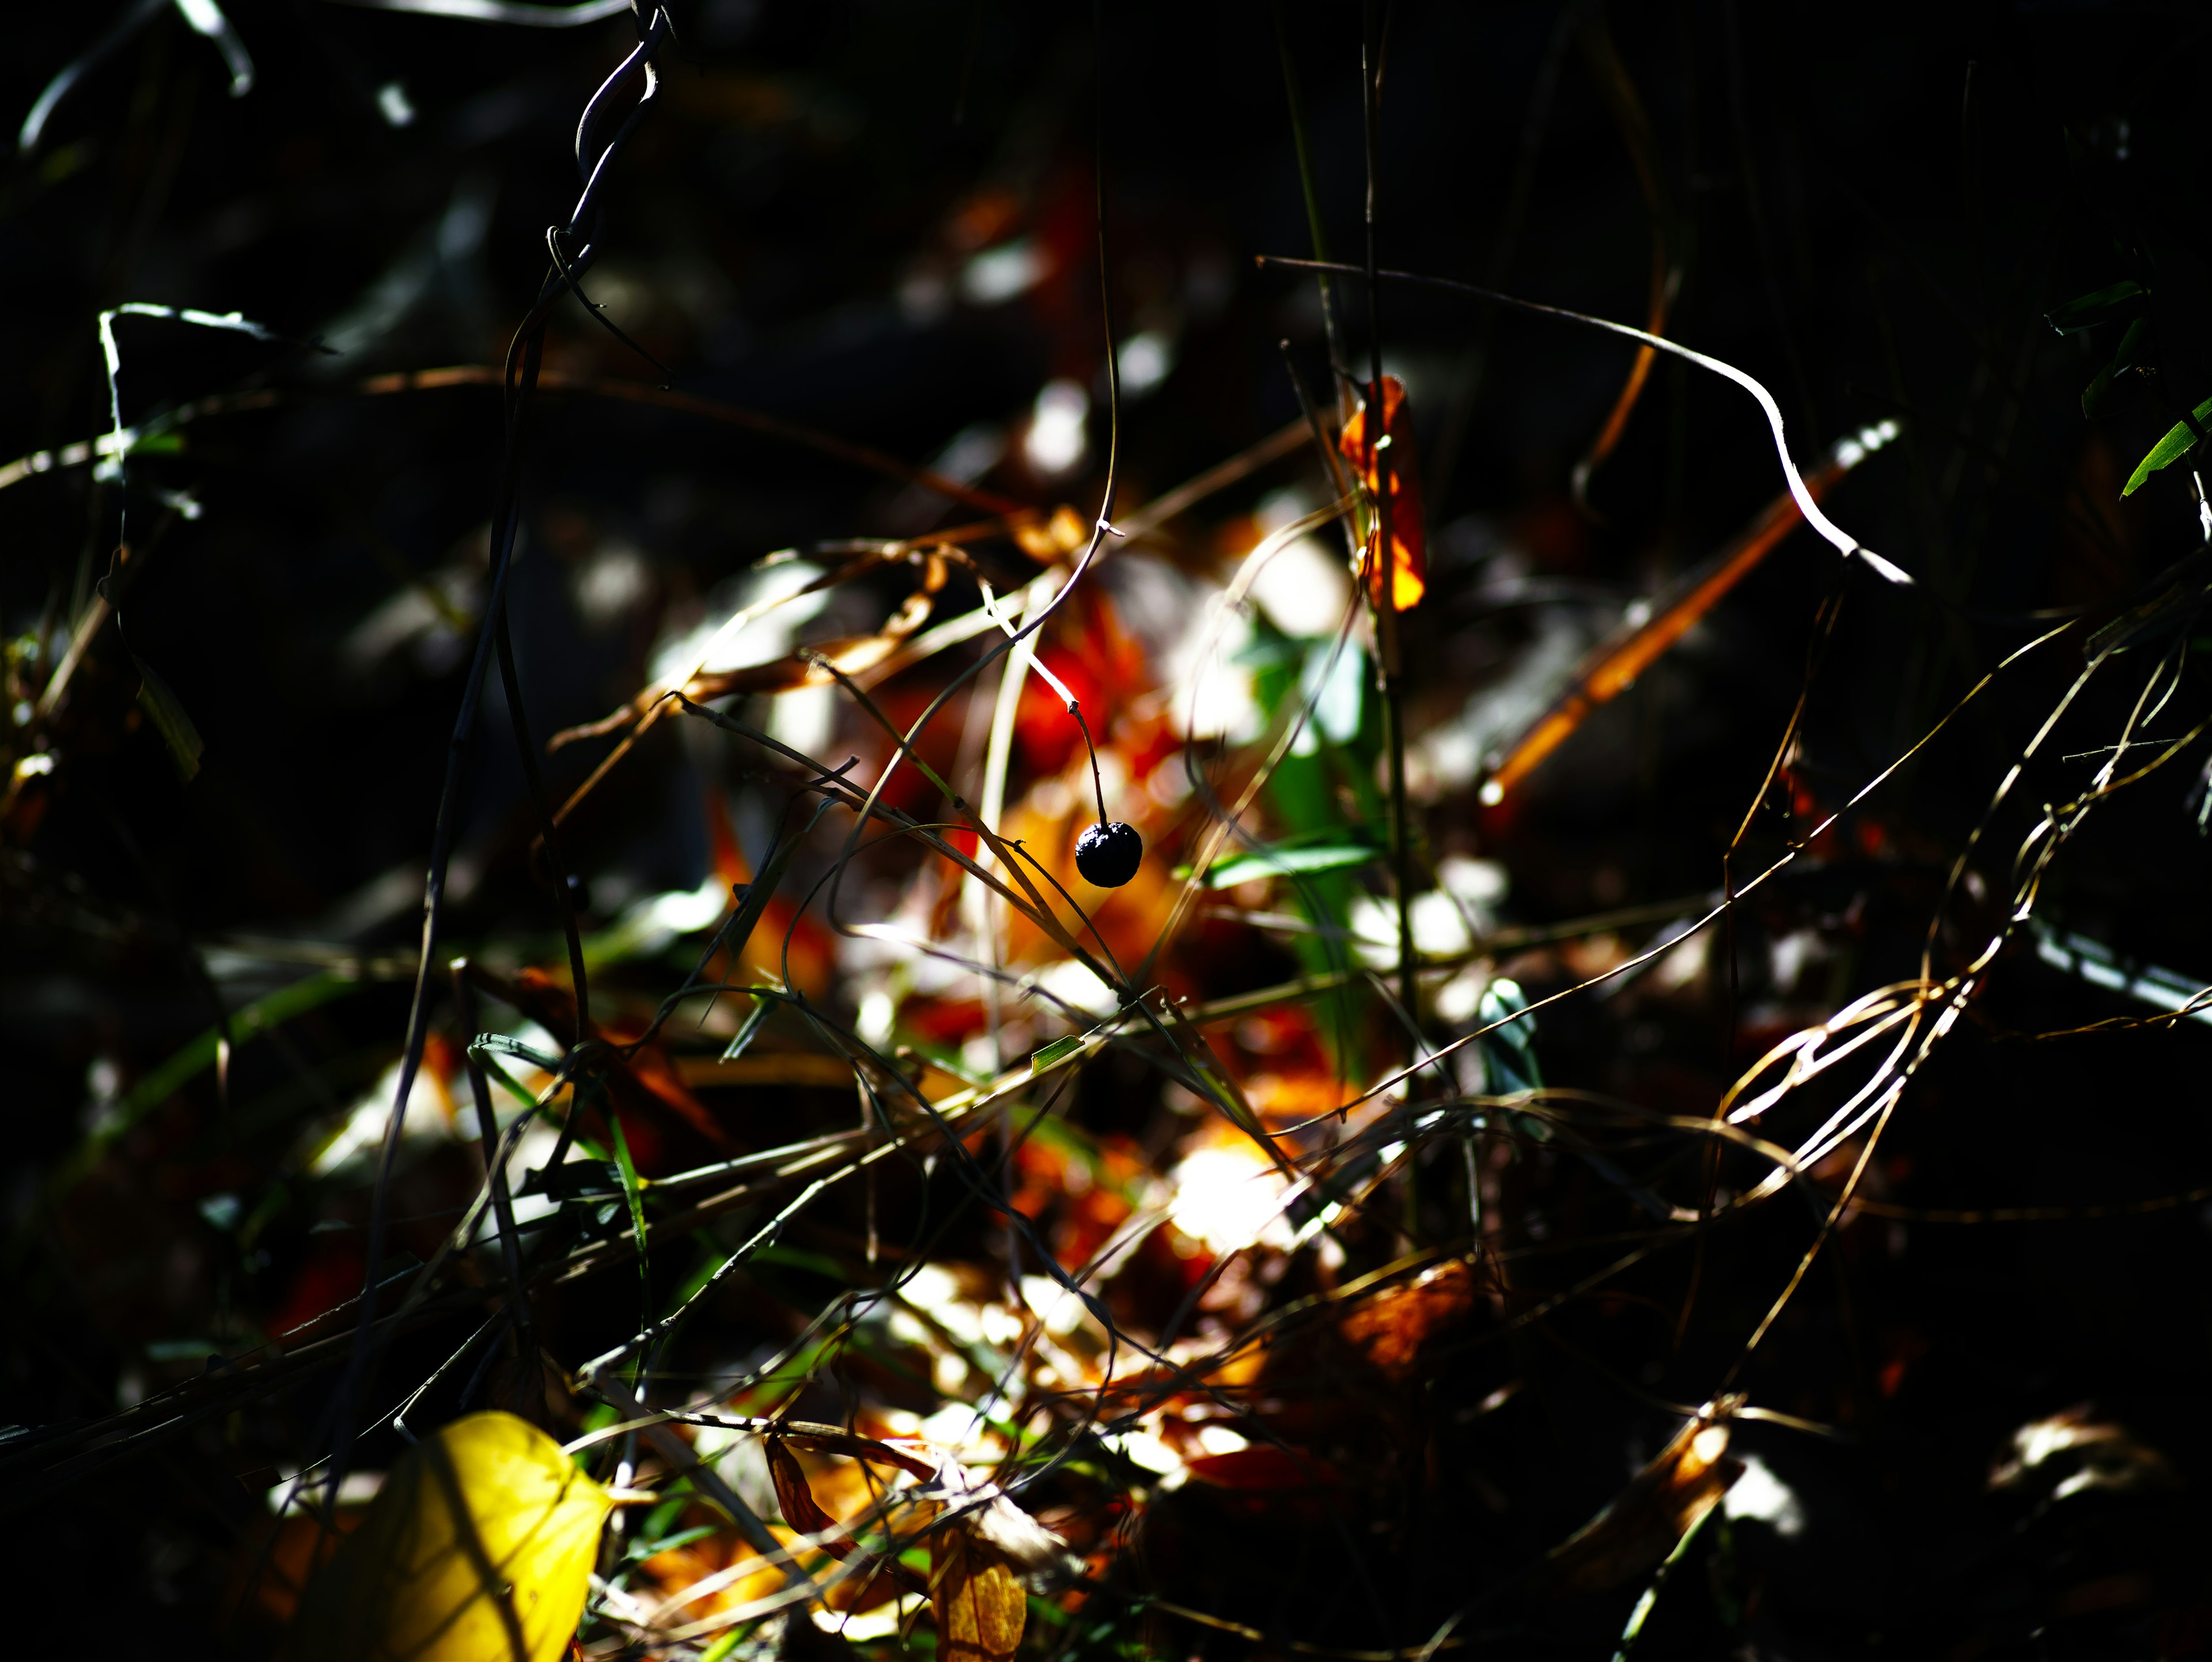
[929,1528,1027,1662]
[1338,1259,1482,1383]
[1338,377,1426,612]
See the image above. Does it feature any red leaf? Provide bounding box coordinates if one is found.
[1184,1445,1342,1492]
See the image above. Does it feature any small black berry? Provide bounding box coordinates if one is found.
[1074,820,1143,888]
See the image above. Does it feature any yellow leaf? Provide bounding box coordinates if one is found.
[284,1410,620,1662]
[929,1527,1026,1662]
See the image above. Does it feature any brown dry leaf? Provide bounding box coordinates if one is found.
[767,1437,840,1539]
[1338,1259,1483,1383]
[486,1347,575,1435]
[635,1523,794,1622]
[764,1436,929,1608]
[929,1526,1027,1662]
[541,547,949,835]
[1338,376,1426,613]
[1538,1396,1745,1595]
[238,1508,363,1625]
[475,964,733,1156]
[688,549,948,702]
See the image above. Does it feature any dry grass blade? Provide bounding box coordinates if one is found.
[1567,10,1681,515]
[1481,419,1899,802]
[1536,1398,1745,1595]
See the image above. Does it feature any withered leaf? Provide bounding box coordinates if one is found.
[929,1527,1027,1662]
[1338,1258,1482,1383]
[1537,1396,1744,1595]
[767,1438,838,1539]
[764,1436,930,1606]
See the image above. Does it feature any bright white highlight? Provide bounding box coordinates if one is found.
[1722,1453,1805,1538]
[1024,379,1090,478]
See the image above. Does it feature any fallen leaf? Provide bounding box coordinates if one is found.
[238,1508,363,1625]
[283,1410,627,1662]
[929,1527,1027,1662]
[1338,1259,1482,1383]
[1339,376,1426,612]
[763,1436,928,1608]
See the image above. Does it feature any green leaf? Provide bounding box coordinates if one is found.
[1199,838,1381,889]
[2081,317,2147,418]
[719,991,772,1061]
[751,1242,851,1279]
[607,1115,650,1300]
[2046,279,2143,334]
[54,969,369,1194]
[2122,393,2212,495]
[134,657,203,781]
[1030,1035,1082,1076]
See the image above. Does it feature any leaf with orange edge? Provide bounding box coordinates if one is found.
[1339,376,1426,612]
[1537,1396,1744,1595]
[1479,419,1899,804]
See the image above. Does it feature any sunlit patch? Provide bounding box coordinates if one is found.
[1023,378,1090,478]
[572,543,652,619]
[1990,1406,2179,1500]
[1164,1127,1293,1255]
[307,1058,456,1178]
[1722,1453,1805,1538]
[374,81,414,128]
[648,558,828,690]
[1116,330,1176,397]
[960,237,1047,305]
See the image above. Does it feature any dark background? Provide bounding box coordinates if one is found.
[5,2,2212,1657]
